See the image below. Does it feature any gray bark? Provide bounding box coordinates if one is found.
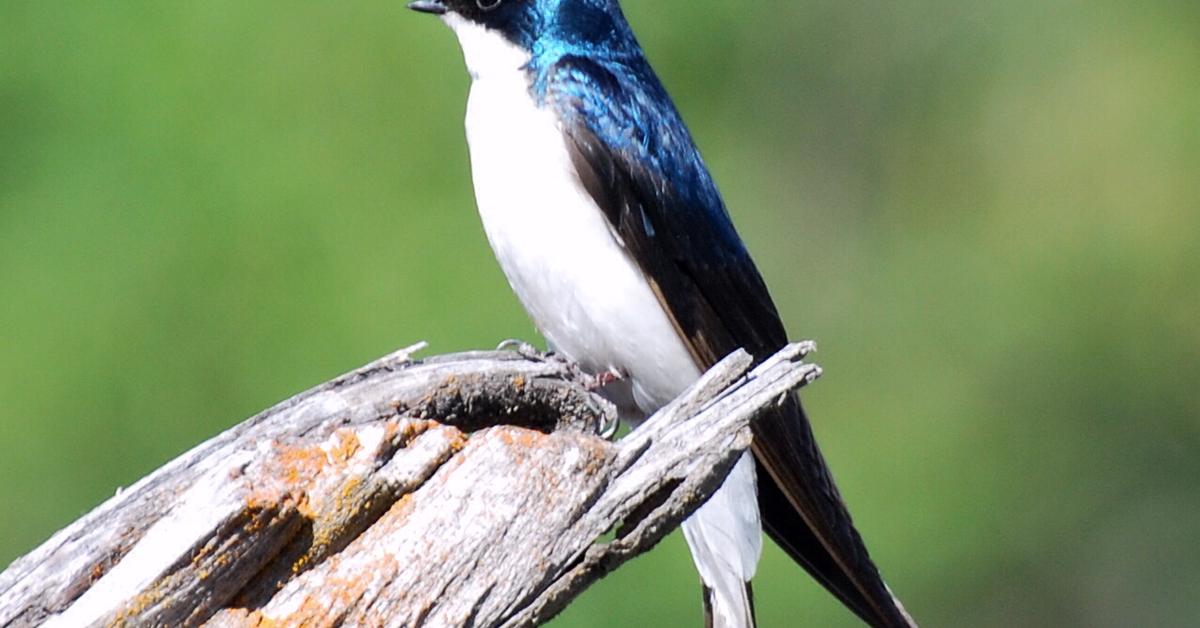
[0,342,820,627]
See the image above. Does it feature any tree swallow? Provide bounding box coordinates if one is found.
[409,1,915,626]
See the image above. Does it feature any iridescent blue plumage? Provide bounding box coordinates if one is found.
[513,0,790,367]
[524,0,754,261]
[442,0,723,227]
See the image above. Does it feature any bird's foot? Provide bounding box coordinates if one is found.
[495,339,622,439]
[598,413,621,441]
[579,368,623,391]
[496,339,583,374]
[495,338,551,361]
[581,367,624,441]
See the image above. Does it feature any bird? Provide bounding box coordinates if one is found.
[407,1,915,626]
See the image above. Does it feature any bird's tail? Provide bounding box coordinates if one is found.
[682,452,762,628]
[699,576,756,628]
[754,395,917,627]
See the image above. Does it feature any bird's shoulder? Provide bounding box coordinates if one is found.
[535,53,722,228]
[533,52,788,363]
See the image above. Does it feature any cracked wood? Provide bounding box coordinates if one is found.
[0,342,821,627]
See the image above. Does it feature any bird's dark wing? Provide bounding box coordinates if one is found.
[543,54,914,628]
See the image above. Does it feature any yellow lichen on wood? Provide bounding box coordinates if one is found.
[326,429,361,465]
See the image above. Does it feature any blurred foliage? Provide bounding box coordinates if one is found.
[2,1,1198,626]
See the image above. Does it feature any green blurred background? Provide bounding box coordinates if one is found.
[2,1,1197,626]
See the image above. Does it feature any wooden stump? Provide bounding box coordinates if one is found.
[0,342,820,627]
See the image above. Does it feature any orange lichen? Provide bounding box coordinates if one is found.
[384,493,417,525]
[328,429,362,464]
[261,439,331,499]
[245,435,344,519]
[110,576,167,626]
[294,493,316,521]
[445,427,468,452]
[270,570,377,625]
[190,540,213,565]
[338,475,364,507]
[496,426,547,450]
[214,608,274,628]
[382,419,405,445]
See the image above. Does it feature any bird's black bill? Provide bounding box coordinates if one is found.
[407,0,447,15]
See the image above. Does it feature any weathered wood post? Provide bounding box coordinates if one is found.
[0,342,820,627]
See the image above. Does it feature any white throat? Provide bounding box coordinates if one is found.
[442,13,530,81]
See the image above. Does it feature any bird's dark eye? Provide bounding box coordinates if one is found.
[476,0,501,10]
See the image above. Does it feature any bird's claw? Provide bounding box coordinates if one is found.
[496,338,548,361]
[582,368,623,440]
[598,414,621,441]
[580,368,622,391]
[496,339,621,439]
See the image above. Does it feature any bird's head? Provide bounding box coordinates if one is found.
[408,0,631,58]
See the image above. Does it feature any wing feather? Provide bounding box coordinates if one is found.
[545,54,914,628]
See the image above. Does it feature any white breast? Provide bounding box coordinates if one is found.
[443,15,701,411]
[441,17,764,617]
